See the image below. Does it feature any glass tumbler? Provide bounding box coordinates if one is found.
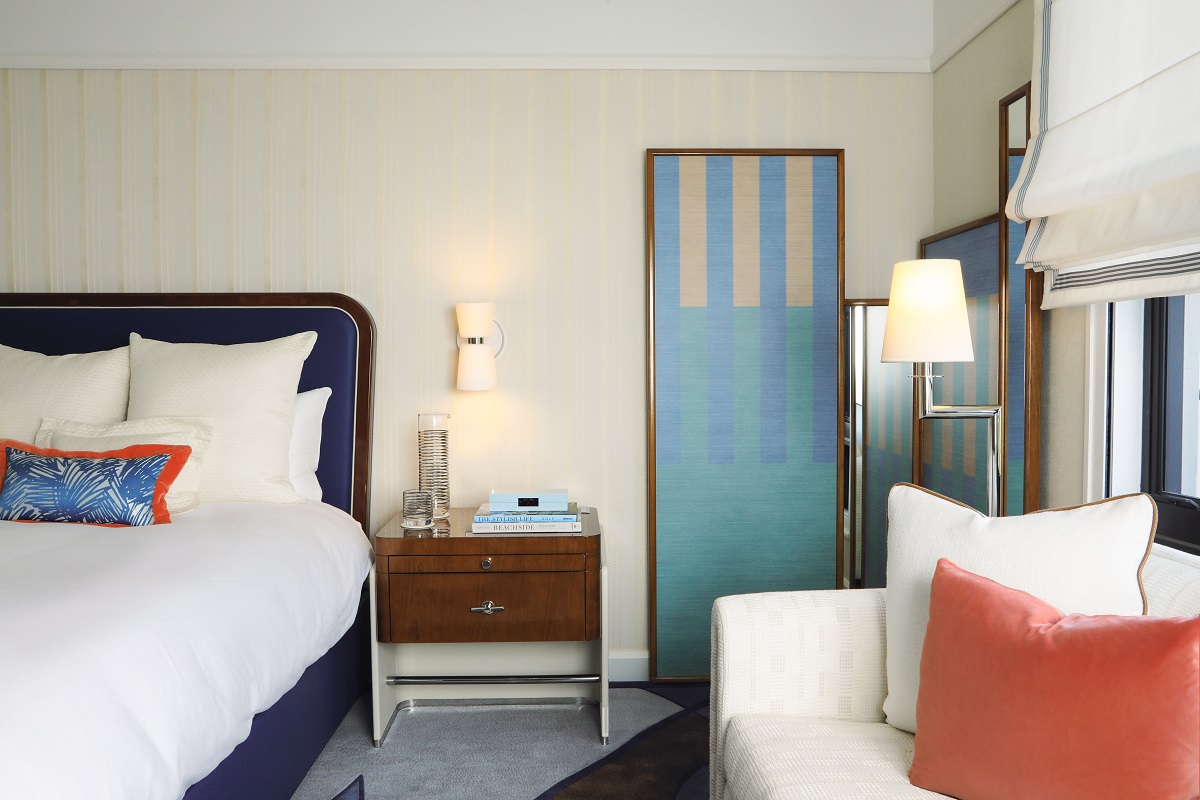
[400,490,435,532]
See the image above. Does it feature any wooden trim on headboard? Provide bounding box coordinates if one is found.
[0,292,376,531]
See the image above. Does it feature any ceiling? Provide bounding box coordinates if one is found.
[0,0,1017,72]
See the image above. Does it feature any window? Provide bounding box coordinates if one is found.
[1108,294,1200,554]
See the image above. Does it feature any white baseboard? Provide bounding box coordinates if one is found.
[608,649,650,682]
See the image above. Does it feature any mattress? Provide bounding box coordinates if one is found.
[0,501,372,799]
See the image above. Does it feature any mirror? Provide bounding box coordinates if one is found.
[841,301,913,589]
[905,83,1042,517]
[837,84,1043,588]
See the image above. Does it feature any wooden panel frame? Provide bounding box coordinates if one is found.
[646,148,845,681]
[1000,82,1042,511]
[912,119,1046,515]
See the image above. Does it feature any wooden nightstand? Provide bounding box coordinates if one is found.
[369,507,608,745]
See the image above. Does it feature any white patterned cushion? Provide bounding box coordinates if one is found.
[724,716,940,800]
[0,344,129,444]
[126,332,316,503]
[710,588,888,800]
[289,387,331,501]
[35,417,214,516]
[884,484,1156,734]
[1144,543,1200,618]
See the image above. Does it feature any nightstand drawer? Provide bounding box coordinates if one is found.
[388,553,585,574]
[386,571,587,643]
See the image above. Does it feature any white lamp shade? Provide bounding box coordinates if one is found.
[456,302,495,339]
[457,343,496,390]
[881,259,975,363]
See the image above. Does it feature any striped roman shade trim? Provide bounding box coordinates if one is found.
[1050,253,1200,290]
[1036,251,1200,309]
[1006,0,1200,309]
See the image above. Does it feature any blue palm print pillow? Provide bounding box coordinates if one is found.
[0,440,191,526]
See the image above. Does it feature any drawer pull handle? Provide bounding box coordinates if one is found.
[480,558,492,570]
[470,600,505,615]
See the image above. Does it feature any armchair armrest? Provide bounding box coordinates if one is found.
[709,588,887,800]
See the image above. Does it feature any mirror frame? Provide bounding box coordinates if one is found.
[834,83,1043,583]
[908,81,1043,516]
[1000,82,1042,512]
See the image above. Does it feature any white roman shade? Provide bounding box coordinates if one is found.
[1005,0,1200,309]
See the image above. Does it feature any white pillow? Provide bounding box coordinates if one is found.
[290,387,331,501]
[0,344,129,444]
[34,417,214,516]
[883,483,1156,734]
[126,331,317,503]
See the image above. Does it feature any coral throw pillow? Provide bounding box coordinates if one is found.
[910,559,1200,800]
[0,439,191,526]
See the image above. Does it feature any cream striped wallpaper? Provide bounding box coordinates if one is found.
[0,68,933,663]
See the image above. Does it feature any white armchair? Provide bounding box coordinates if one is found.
[709,544,1200,800]
[712,585,962,800]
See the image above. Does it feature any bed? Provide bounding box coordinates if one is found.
[0,293,375,800]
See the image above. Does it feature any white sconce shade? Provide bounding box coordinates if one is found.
[457,343,497,391]
[454,302,505,391]
[881,259,975,363]
[456,302,495,339]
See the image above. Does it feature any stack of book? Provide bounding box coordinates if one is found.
[471,489,583,533]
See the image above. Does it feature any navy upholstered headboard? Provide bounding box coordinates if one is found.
[0,293,375,529]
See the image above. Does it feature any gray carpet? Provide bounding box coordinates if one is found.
[291,689,689,800]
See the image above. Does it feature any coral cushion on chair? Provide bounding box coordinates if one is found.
[910,559,1200,800]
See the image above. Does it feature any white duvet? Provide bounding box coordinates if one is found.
[0,501,372,799]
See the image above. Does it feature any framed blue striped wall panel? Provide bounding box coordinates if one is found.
[646,149,843,680]
[917,204,1040,518]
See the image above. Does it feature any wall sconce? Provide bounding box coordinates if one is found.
[881,258,1003,516]
[455,302,506,391]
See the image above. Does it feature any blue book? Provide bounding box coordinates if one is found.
[474,502,579,523]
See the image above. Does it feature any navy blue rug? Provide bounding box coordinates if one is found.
[534,683,709,800]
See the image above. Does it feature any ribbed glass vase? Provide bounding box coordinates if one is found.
[417,412,450,520]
